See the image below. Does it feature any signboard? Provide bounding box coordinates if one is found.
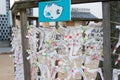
[39,0,71,22]
[0,0,6,14]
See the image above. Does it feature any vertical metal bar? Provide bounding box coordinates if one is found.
[12,13,17,80]
[102,2,112,80]
[55,22,59,79]
[81,29,86,80]
[20,9,31,80]
[55,22,59,29]
[12,14,16,27]
[36,19,39,27]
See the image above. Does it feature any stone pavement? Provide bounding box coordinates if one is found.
[0,53,14,80]
[0,40,12,53]
[0,47,12,54]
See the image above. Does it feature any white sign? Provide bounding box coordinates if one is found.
[0,0,6,14]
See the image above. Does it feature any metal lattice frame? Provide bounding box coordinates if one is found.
[11,0,112,80]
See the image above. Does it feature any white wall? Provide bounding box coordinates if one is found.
[0,0,6,14]
[72,2,102,18]
[33,8,38,25]
[33,8,38,17]
[10,0,14,8]
[10,0,20,8]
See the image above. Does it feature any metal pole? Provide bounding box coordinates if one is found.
[102,2,112,80]
[20,9,31,80]
[12,14,16,27]
[55,22,59,79]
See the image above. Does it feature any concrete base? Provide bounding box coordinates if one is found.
[0,40,11,53]
[0,47,12,53]
[0,40,10,48]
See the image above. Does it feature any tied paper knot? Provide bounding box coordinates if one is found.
[114,47,118,51]
[64,35,67,38]
[71,70,74,73]
[92,54,99,60]
[69,35,73,39]
[57,59,61,63]
[116,59,120,62]
[113,69,120,80]
[115,55,120,65]
[90,46,94,49]
[76,33,79,36]
[73,42,77,46]
[24,26,103,80]
[51,42,57,46]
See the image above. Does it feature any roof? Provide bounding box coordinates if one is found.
[71,11,100,21]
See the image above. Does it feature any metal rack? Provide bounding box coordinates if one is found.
[11,0,113,80]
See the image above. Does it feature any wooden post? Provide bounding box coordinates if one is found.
[102,2,112,80]
[20,9,31,80]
